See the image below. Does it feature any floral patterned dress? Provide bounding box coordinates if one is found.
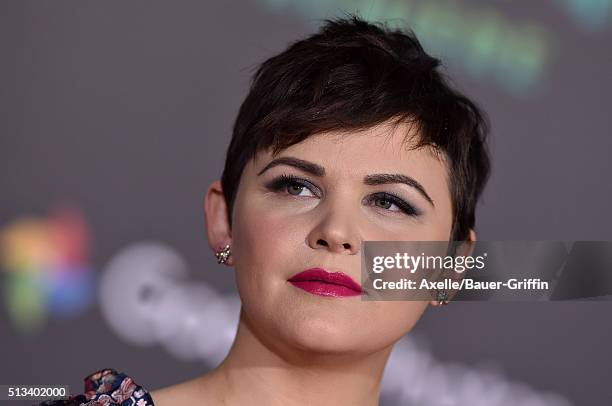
[36,368,154,406]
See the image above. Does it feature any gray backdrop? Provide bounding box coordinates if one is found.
[1,0,611,405]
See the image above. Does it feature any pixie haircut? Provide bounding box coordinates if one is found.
[220,14,491,241]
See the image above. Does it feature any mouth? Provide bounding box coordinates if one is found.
[287,268,363,297]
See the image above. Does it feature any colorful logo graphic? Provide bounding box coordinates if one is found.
[0,206,96,335]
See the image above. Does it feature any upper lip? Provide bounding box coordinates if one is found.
[287,268,363,292]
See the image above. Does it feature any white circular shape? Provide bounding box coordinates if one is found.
[151,282,221,361]
[190,292,240,365]
[98,241,189,346]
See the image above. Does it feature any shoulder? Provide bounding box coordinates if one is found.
[148,378,202,406]
[38,368,154,406]
[149,371,222,406]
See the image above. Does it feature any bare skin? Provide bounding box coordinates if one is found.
[151,120,475,406]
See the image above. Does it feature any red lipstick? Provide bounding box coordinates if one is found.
[287,268,363,297]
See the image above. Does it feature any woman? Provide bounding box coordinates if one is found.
[40,13,490,406]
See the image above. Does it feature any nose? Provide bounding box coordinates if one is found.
[306,199,361,255]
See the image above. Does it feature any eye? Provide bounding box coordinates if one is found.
[367,192,419,216]
[265,174,318,198]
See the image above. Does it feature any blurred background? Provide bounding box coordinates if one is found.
[1,0,611,405]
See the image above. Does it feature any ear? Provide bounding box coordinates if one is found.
[429,229,477,307]
[203,179,234,266]
[456,229,477,257]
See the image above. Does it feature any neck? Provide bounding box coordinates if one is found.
[201,307,393,406]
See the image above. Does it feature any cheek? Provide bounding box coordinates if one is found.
[232,196,302,263]
[229,193,304,298]
[366,215,453,242]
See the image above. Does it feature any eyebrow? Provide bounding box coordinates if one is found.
[257,156,325,177]
[257,156,435,207]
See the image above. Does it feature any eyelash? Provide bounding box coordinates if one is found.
[265,174,420,217]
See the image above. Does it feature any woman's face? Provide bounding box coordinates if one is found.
[228,120,454,356]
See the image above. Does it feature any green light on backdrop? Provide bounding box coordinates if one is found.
[259,0,553,96]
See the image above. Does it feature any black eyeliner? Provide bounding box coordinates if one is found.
[265,174,320,196]
[369,192,421,216]
[265,174,420,216]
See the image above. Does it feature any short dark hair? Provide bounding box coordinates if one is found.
[220,14,491,241]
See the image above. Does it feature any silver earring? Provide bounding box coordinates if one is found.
[215,244,231,264]
[436,289,449,306]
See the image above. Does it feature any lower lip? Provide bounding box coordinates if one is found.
[288,281,362,297]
